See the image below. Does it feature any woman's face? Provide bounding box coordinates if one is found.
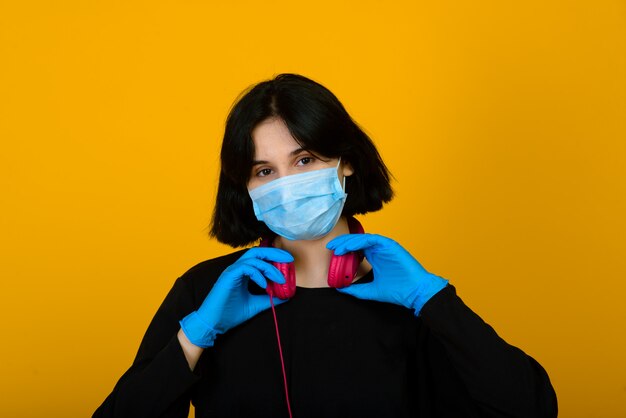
[247,117,353,190]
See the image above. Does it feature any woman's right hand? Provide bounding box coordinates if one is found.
[179,247,293,348]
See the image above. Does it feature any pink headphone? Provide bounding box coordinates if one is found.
[259,217,365,299]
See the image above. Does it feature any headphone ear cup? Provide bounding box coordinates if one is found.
[259,237,297,299]
[327,216,365,288]
[327,251,364,288]
[266,261,296,299]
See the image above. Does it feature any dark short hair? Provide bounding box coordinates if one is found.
[209,73,393,247]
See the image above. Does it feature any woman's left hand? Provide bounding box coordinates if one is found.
[326,233,449,315]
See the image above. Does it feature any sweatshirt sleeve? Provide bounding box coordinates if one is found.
[92,275,202,418]
[418,284,558,418]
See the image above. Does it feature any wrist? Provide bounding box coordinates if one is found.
[179,311,219,348]
[411,274,449,316]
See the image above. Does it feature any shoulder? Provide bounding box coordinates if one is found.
[175,249,248,301]
[182,249,248,277]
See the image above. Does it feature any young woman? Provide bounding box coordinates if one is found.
[93,74,557,418]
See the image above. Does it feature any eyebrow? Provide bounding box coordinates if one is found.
[251,147,307,166]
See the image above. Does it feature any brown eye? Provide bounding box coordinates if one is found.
[257,168,272,177]
[297,156,314,166]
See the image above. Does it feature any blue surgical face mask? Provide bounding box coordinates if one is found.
[248,159,347,241]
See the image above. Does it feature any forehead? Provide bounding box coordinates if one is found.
[251,118,301,160]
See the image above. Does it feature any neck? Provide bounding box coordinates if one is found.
[273,217,351,288]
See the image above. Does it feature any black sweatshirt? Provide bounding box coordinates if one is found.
[93,249,558,418]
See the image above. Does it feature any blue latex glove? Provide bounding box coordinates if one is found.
[179,247,293,348]
[326,234,448,315]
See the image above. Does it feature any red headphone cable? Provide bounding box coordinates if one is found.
[269,294,294,418]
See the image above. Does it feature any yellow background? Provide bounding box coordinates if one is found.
[1,1,624,417]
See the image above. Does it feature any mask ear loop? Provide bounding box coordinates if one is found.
[269,295,293,418]
[337,157,347,192]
